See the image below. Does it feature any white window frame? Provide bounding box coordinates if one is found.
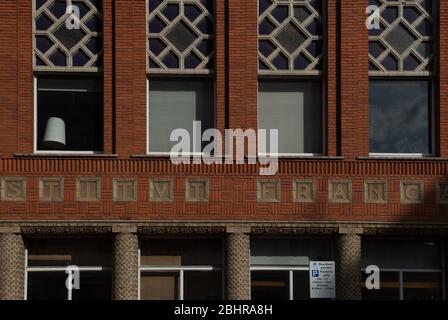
[138,250,224,300]
[145,78,217,157]
[33,76,104,155]
[24,249,109,301]
[361,268,446,300]
[256,79,327,158]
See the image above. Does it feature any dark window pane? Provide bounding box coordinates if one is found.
[72,271,112,300]
[140,238,222,266]
[184,271,222,300]
[37,76,103,152]
[251,271,289,300]
[36,36,54,53]
[403,272,443,300]
[362,272,400,300]
[258,81,323,154]
[166,21,198,53]
[27,238,112,267]
[369,81,431,154]
[52,23,87,51]
[85,15,103,32]
[293,271,310,300]
[27,272,67,300]
[361,240,441,270]
[251,238,332,265]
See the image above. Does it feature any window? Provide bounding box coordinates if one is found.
[258,0,324,74]
[33,0,103,72]
[35,76,103,152]
[368,0,435,156]
[258,81,323,154]
[139,238,223,300]
[258,0,325,156]
[26,238,112,300]
[369,80,431,154]
[147,79,215,154]
[361,239,445,300]
[251,238,332,300]
[147,0,215,74]
[147,1,216,154]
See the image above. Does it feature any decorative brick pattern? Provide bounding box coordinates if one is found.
[112,233,138,300]
[0,233,25,300]
[0,0,447,225]
[225,232,250,300]
[336,233,362,300]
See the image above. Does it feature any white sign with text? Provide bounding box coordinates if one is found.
[309,261,336,299]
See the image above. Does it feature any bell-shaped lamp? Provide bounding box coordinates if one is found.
[43,117,66,149]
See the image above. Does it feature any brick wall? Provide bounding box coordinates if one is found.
[0,1,447,223]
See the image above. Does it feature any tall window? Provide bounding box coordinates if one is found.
[258,0,325,155]
[147,0,215,154]
[33,0,104,153]
[368,0,435,155]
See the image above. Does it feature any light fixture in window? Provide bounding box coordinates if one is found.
[36,76,103,152]
[43,117,66,149]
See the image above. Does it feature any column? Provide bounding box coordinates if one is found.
[336,227,363,300]
[0,228,25,300]
[225,226,251,300]
[112,227,138,300]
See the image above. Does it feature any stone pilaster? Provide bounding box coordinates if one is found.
[225,226,251,300]
[112,229,138,300]
[336,227,363,300]
[0,229,25,300]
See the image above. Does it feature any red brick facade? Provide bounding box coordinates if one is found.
[0,0,448,224]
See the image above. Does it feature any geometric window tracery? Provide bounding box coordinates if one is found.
[368,0,435,75]
[33,0,103,72]
[258,0,324,75]
[147,0,215,74]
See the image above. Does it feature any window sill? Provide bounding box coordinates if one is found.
[357,156,448,161]
[132,154,344,161]
[14,153,118,158]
